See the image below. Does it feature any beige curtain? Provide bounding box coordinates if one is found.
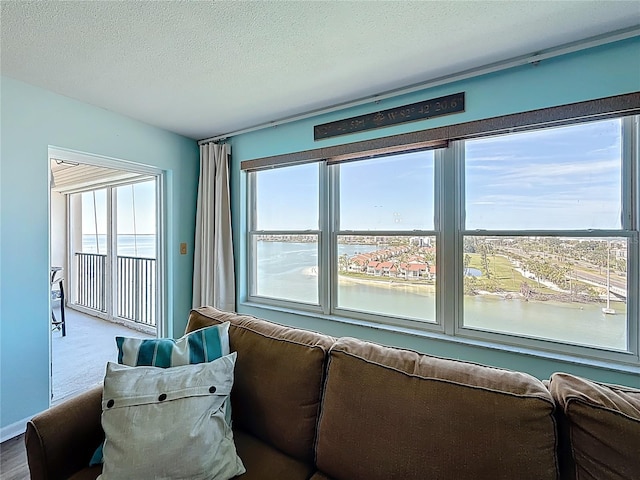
[192,142,235,311]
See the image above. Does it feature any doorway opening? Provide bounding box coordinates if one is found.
[49,148,165,403]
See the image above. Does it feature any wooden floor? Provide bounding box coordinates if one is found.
[0,434,28,480]
[0,308,153,479]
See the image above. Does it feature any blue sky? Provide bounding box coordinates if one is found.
[339,152,434,230]
[256,152,434,231]
[256,163,319,230]
[466,118,622,230]
[81,180,156,235]
[256,118,623,232]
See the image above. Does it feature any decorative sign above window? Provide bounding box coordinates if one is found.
[314,92,465,141]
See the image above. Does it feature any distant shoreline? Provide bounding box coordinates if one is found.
[335,273,625,309]
[338,274,436,292]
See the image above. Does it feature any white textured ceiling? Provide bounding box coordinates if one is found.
[1,1,639,140]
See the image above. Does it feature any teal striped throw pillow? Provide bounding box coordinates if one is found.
[116,322,230,368]
[90,323,231,466]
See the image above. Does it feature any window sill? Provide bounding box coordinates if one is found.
[239,301,640,377]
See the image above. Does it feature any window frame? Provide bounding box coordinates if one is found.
[328,154,441,329]
[245,112,640,366]
[450,116,639,364]
[246,165,324,312]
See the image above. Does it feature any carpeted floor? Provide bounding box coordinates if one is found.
[51,307,154,404]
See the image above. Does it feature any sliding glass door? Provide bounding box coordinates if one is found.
[115,182,157,328]
[69,179,158,331]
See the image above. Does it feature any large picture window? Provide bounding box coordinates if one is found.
[246,113,639,363]
[335,152,437,323]
[462,119,630,351]
[249,163,320,305]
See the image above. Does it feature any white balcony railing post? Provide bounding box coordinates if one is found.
[75,252,156,327]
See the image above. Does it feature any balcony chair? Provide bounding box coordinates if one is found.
[51,267,66,336]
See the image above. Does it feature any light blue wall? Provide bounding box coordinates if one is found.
[0,77,199,429]
[230,38,640,387]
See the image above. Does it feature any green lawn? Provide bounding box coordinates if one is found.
[466,253,555,293]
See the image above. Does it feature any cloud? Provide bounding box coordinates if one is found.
[468,158,620,193]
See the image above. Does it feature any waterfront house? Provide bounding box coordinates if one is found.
[348,257,368,273]
[367,261,381,276]
[375,261,394,276]
[407,263,428,279]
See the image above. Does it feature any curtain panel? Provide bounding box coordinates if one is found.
[192,142,235,311]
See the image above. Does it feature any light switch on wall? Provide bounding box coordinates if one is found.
[180,243,187,255]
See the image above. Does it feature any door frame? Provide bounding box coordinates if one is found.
[48,146,167,403]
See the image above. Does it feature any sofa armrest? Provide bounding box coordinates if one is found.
[25,386,104,480]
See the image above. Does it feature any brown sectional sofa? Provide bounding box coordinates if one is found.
[26,307,640,480]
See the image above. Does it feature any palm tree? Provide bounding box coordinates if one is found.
[463,253,471,276]
[338,254,349,272]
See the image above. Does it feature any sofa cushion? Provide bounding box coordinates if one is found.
[98,356,245,480]
[233,429,316,480]
[87,322,233,466]
[549,372,640,480]
[63,431,315,480]
[316,337,559,480]
[188,307,335,464]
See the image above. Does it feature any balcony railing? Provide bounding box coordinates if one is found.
[76,253,106,312]
[117,255,156,327]
[75,252,156,327]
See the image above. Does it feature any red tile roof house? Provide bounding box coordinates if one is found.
[407,263,428,278]
[348,257,368,272]
[398,263,410,279]
[375,261,394,276]
[367,261,380,275]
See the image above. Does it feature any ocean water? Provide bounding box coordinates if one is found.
[256,241,627,351]
[82,234,156,258]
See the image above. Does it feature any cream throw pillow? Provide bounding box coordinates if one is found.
[98,353,245,480]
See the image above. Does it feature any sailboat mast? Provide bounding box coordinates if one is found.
[602,240,615,315]
[606,241,611,309]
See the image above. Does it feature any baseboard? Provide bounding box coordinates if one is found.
[0,416,31,443]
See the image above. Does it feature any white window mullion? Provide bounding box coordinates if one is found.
[327,163,339,315]
[621,116,636,231]
[319,162,330,314]
[626,231,639,360]
[623,116,639,358]
[436,143,461,335]
[106,187,116,320]
[246,173,256,299]
[154,175,165,338]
